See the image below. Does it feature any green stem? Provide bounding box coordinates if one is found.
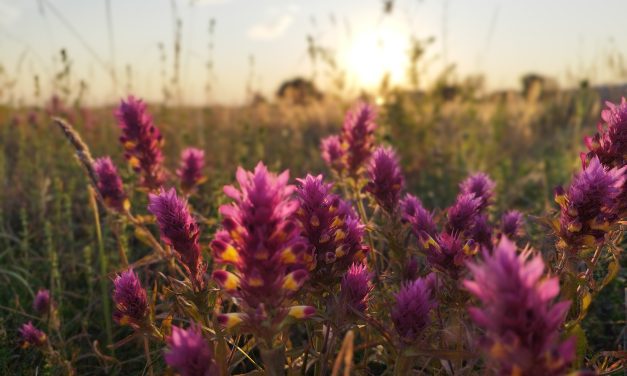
[318,323,332,376]
[577,245,602,295]
[260,344,286,376]
[394,353,413,376]
[143,336,154,376]
[352,182,377,270]
[89,187,114,355]
[112,219,129,268]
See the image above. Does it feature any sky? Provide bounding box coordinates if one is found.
[1,0,627,105]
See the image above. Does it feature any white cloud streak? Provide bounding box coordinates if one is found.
[247,14,293,40]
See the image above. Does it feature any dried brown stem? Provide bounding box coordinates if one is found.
[52,117,99,190]
[577,245,603,295]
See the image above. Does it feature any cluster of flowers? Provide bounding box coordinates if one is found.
[95,96,207,213]
[18,289,52,349]
[36,97,617,375]
[414,173,525,279]
[320,103,574,374]
[554,98,627,251]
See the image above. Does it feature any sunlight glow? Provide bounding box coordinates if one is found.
[344,27,409,89]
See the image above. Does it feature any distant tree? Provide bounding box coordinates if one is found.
[521,73,558,100]
[276,77,323,105]
[250,92,267,106]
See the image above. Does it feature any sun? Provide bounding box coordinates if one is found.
[344,27,409,89]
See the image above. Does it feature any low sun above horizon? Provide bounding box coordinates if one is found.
[343,26,410,89]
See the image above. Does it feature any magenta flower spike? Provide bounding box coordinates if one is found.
[585,97,627,168]
[391,275,437,344]
[464,237,574,375]
[584,98,627,215]
[148,188,206,290]
[422,232,477,279]
[320,135,347,174]
[295,174,368,283]
[211,162,314,332]
[319,102,377,176]
[400,194,438,241]
[401,255,420,282]
[446,193,481,235]
[459,172,496,211]
[165,325,218,376]
[469,213,493,249]
[339,263,373,318]
[177,148,206,194]
[365,146,405,213]
[94,157,129,213]
[27,111,38,126]
[116,96,165,191]
[500,210,525,240]
[342,102,377,174]
[19,322,47,348]
[112,269,149,328]
[554,156,625,251]
[33,289,51,315]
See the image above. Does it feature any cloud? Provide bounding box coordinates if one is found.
[247,14,293,41]
[188,0,232,6]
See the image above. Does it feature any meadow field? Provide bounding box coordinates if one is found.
[1,1,627,375]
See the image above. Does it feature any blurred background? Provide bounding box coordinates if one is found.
[2,0,627,105]
[1,1,626,373]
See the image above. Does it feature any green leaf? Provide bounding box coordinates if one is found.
[0,268,34,297]
[565,324,587,369]
[600,259,620,289]
[560,272,578,302]
[581,292,592,312]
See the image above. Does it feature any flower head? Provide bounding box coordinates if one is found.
[112,269,148,328]
[446,193,481,235]
[391,275,437,344]
[116,96,165,190]
[584,98,627,216]
[177,148,206,194]
[19,322,47,348]
[365,147,405,213]
[400,194,438,241]
[402,256,420,282]
[339,263,373,317]
[148,188,206,289]
[585,97,627,168]
[554,157,625,251]
[27,111,38,126]
[296,174,368,284]
[464,237,574,375]
[211,162,314,332]
[320,135,347,173]
[469,214,493,249]
[423,232,478,279]
[341,102,377,174]
[33,289,51,315]
[500,210,525,240]
[319,102,377,176]
[165,325,218,376]
[460,172,496,211]
[94,157,129,212]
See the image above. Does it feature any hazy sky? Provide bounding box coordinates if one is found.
[2,0,627,105]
